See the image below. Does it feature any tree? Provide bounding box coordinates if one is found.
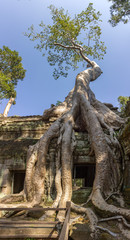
[108,0,130,26]
[25,4,106,80]
[0,46,26,117]
[118,96,129,115]
[0,4,130,239]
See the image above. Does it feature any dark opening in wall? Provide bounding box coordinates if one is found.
[13,171,25,193]
[73,164,95,188]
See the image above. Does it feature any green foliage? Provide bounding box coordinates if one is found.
[26,239,36,240]
[25,4,106,79]
[0,46,26,100]
[56,100,62,106]
[118,96,129,114]
[108,0,130,26]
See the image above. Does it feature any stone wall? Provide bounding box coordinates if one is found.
[0,115,55,196]
[0,105,129,203]
[0,115,95,197]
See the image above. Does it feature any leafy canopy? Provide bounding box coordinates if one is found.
[118,96,129,114]
[108,0,130,26]
[25,3,106,79]
[0,46,26,100]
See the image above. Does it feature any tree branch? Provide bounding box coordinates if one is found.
[79,50,93,67]
[54,41,94,68]
[70,39,93,67]
[54,42,80,51]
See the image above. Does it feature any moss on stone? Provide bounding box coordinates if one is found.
[119,119,130,140]
[72,188,92,204]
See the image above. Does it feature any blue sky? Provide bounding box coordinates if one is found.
[0,0,130,116]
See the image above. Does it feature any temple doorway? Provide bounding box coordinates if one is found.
[12,171,25,193]
[73,164,95,188]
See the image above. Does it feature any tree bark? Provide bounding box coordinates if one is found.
[0,59,129,239]
[3,97,15,117]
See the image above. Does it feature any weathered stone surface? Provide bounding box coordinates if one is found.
[70,223,91,240]
[0,115,96,196]
[72,188,92,204]
[0,116,52,195]
[0,114,129,204]
[73,156,95,164]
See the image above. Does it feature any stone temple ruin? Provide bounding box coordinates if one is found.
[0,103,130,205]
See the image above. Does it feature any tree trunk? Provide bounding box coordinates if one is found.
[3,97,15,117]
[0,61,129,239]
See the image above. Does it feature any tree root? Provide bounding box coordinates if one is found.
[0,202,33,209]
[71,200,130,239]
[111,195,125,208]
[96,226,118,237]
[118,222,130,239]
[0,61,129,240]
[71,201,98,237]
[42,88,74,120]
[91,189,130,221]
[0,192,24,204]
[99,216,130,229]
[105,191,120,201]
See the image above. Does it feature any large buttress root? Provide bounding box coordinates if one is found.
[24,119,61,204]
[0,60,129,239]
[57,120,73,220]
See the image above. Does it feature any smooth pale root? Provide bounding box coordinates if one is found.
[1,5,129,237]
[0,60,129,238]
